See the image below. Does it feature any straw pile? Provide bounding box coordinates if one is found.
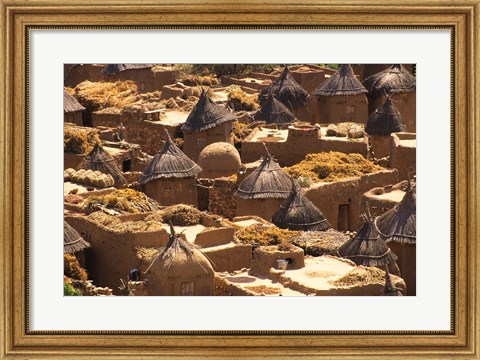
[285,152,384,183]
[145,204,204,226]
[227,86,260,111]
[64,254,88,281]
[330,266,385,287]
[64,168,115,188]
[88,212,164,232]
[83,189,162,214]
[235,224,299,246]
[64,126,100,154]
[180,74,220,86]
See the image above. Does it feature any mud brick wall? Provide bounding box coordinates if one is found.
[208,178,238,220]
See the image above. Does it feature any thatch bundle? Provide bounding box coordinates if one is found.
[74,80,139,111]
[64,221,91,254]
[145,204,204,226]
[375,181,416,244]
[338,214,398,267]
[64,90,85,113]
[259,66,310,109]
[365,97,406,136]
[331,266,385,287]
[139,130,202,184]
[272,183,331,231]
[285,152,384,184]
[181,88,237,132]
[64,168,115,188]
[254,90,297,125]
[235,147,294,200]
[235,224,300,246]
[226,86,259,111]
[64,126,100,154]
[145,223,213,278]
[363,64,416,98]
[82,144,127,188]
[313,64,367,96]
[101,64,153,75]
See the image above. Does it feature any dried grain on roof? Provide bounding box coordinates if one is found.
[285,152,384,184]
[363,64,416,98]
[313,64,367,96]
[139,131,202,184]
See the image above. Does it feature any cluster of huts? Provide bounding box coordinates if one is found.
[64,63,416,297]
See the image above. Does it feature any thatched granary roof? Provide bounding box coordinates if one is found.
[64,90,86,113]
[363,64,416,98]
[365,97,406,136]
[235,147,294,200]
[181,88,237,132]
[312,64,368,96]
[145,223,214,279]
[101,64,153,75]
[254,90,297,125]
[272,183,331,231]
[375,181,416,244]
[139,131,202,184]
[259,66,310,109]
[338,214,397,267]
[82,144,127,188]
[64,221,91,254]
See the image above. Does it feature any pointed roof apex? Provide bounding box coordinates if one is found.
[313,64,368,96]
[366,96,406,136]
[363,64,416,98]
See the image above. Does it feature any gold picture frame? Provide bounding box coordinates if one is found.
[1,0,479,358]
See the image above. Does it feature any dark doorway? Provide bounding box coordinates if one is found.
[337,204,350,231]
[122,159,131,172]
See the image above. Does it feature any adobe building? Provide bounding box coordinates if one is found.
[235,149,295,221]
[272,184,331,231]
[363,64,416,132]
[365,97,406,159]
[258,66,310,122]
[140,131,202,207]
[181,89,237,161]
[312,64,369,125]
[362,181,408,217]
[101,64,177,93]
[241,123,368,167]
[375,181,416,295]
[389,132,416,181]
[144,224,215,296]
[64,90,85,125]
[196,142,241,179]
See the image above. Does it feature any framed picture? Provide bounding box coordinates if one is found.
[1,0,479,358]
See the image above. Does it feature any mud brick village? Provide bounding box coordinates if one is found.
[63,64,416,297]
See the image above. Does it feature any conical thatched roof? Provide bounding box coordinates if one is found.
[363,64,416,98]
[181,89,237,132]
[254,90,297,125]
[235,147,293,200]
[375,181,416,244]
[139,131,202,184]
[145,223,213,279]
[365,97,406,136]
[101,64,153,75]
[313,64,368,96]
[64,221,91,254]
[64,90,86,113]
[259,66,310,109]
[272,183,331,231]
[338,214,397,267]
[82,144,127,188]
